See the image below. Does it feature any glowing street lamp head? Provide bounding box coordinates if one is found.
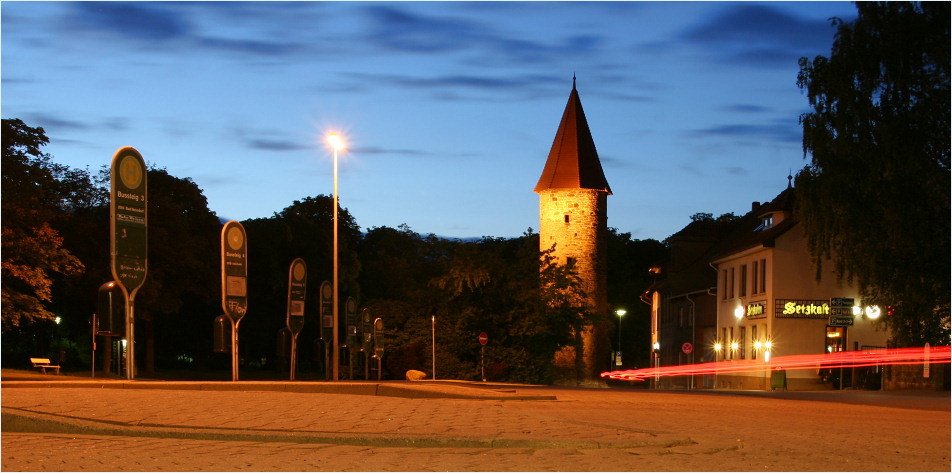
[615,308,627,317]
[326,133,346,152]
[713,342,723,352]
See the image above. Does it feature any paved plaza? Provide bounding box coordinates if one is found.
[2,372,949,471]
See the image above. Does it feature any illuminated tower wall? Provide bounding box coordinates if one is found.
[534,79,611,381]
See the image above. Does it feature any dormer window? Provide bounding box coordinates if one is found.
[754,214,773,232]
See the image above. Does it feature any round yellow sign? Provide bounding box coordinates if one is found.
[119,155,143,190]
[227,226,244,250]
[292,261,305,281]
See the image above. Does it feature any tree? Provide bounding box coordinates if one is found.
[795,2,950,345]
[606,228,668,369]
[133,169,222,372]
[1,119,85,331]
[240,196,362,373]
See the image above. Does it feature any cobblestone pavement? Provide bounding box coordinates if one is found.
[2,378,949,471]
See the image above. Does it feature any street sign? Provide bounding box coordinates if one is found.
[320,281,333,330]
[286,258,306,335]
[682,342,693,355]
[373,317,385,356]
[830,297,855,308]
[478,332,488,346]
[829,307,852,316]
[110,147,148,295]
[829,315,854,327]
[345,297,357,346]
[109,146,147,380]
[221,220,248,322]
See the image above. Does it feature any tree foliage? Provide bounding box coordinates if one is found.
[795,2,950,345]
[1,117,669,382]
[1,119,86,330]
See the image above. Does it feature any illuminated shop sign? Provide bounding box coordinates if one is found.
[775,299,830,319]
[746,301,767,319]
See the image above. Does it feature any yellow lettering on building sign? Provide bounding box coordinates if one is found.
[782,301,830,316]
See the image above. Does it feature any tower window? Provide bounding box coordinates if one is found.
[564,214,570,223]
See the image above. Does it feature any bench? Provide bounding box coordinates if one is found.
[29,357,61,374]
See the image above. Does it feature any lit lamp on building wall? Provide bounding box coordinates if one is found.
[733,305,745,320]
[325,132,346,381]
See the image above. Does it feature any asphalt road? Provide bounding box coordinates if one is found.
[2,372,949,471]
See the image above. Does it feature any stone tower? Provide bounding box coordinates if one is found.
[534,78,611,381]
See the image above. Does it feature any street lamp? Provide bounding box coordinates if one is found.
[713,341,723,389]
[615,308,626,365]
[326,132,346,381]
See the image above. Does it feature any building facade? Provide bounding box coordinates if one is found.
[535,79,612,381]
[647,183,891,390]
[710,184,890,390]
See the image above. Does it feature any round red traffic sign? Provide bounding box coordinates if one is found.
[478,332,488,346]
[682,342,693,354]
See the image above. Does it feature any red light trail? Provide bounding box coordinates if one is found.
[600,345,951,381]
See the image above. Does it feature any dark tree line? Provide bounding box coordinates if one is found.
[796,1,950,345]
[1,118,667,382]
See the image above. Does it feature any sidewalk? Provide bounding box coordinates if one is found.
[3,371,949,471]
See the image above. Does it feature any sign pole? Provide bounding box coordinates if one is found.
[109,147,148,381]
[90,314,97,378]
[290,334,298,381]
[481,345,486,382]
[231,318,240,381]
[221,220,248,382]
[286,258,306,381]
[478,331,488,382]
[125,295,135,379]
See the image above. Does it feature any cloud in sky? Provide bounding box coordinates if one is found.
[2,1,859,240]
[680,3,843,67]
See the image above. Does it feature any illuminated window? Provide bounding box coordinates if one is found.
[739,327,746,360]
[739,264,747,297]
[759,258,767,293]
[752,260,759,294]
[729,267,735,299]
[728,327,734,360]
[751,325,758,360]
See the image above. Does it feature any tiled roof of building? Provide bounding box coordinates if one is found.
[648,184,798,297]
[534,80,612,194]
[710,186,798,262]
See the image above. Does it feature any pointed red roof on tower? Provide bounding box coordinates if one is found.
[534,78,612,194]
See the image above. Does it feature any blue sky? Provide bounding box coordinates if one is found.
[2,1,857,240]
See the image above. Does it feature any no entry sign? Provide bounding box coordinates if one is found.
[478,332,488,346]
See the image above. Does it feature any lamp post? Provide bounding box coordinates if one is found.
[431,315,436,380]
[713,342,723,389]
[326,132,345,381]
[615,308,626,367]
[652,341,660,388]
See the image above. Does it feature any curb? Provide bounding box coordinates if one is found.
[0,380,557,401]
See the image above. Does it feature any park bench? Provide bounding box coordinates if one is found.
[29,357,61,374]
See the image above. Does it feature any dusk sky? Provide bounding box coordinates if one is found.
[2,1,858,240]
